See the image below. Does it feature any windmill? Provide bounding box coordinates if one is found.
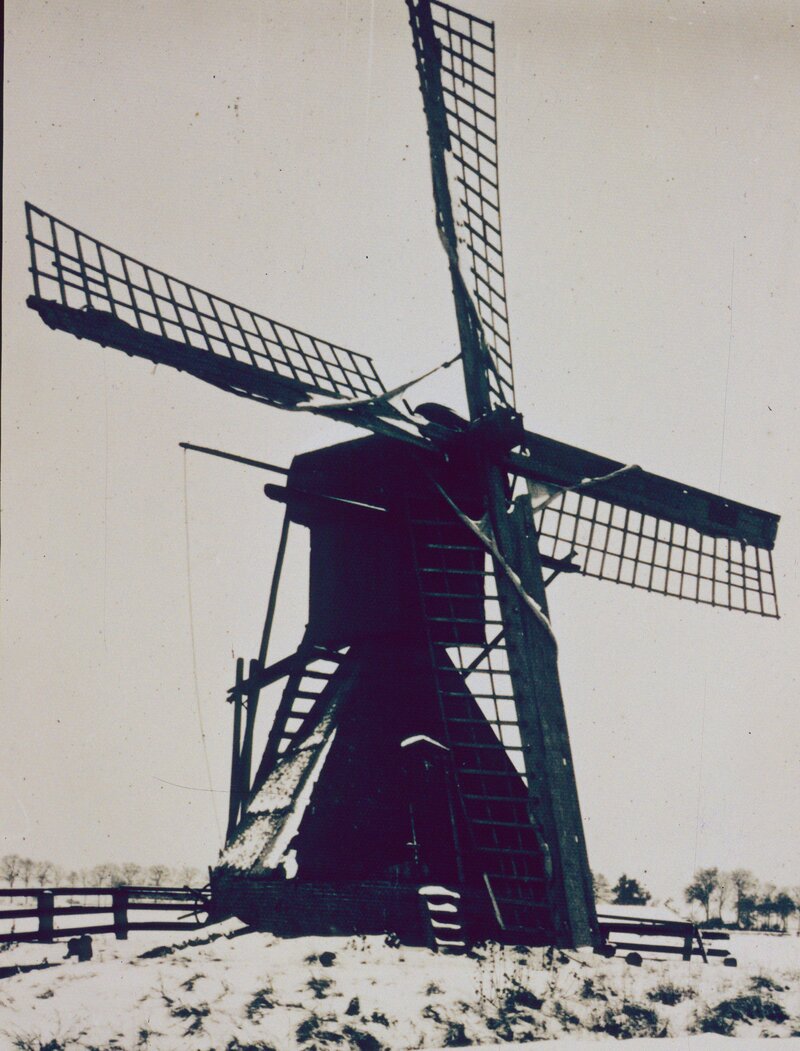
[22,0,780,952]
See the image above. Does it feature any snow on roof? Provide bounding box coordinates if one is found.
[217,709,338,875]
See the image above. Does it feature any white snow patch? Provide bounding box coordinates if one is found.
[218,711,338,874]
[0,925,798,1049]
[529,463,641,515]
[418,886,461,899]
[401,734,449,750]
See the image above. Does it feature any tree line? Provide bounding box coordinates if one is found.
[683,867,798,930]
[3,855,794,929]
[0,855,202,889]
[593,868,798,931]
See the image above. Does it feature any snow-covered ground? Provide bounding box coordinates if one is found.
[0,920,798,1049]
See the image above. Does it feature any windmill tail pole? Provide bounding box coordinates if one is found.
[179,443,289,476]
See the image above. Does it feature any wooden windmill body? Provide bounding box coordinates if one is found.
[23,0,780,950]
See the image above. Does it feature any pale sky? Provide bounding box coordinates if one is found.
[2,0,798,902]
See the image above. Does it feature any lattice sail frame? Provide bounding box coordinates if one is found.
[532,486,779,618]
[409,500,526,771]
[443,564,527,780]
[25,203,385,402]
[409,495,557,939]
[409,1,516,410]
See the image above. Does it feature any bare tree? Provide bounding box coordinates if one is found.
[756,883,777,929]
[90,862,119,887]
[34,860,59,887]
[175,865,200,888]
[774,890,796,932]
[18,857,35,886]
[685,867,719,923]
[728,868,758,928]
[715,870,732,921]
[147,864,170,887]
[119,862,143,886]
[0,855,23,888]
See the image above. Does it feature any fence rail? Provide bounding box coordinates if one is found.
[597,911,733,964]
[0,886,212,944]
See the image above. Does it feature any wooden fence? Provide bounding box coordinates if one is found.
[0,885,212,944]
[597,911,734,964]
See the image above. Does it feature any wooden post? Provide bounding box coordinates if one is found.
[226,657,244,842]
[694,926,709,963]
[486,477,598,948]
[37,890,54,943]
[234,510,290,822]
[238,659,260,812]
[257,511,290,667]
[682,929,694,961]
[112,888,129,940]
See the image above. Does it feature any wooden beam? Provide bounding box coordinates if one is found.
[36,891,54,943]
[405,0,493,421]
[511,431,779,550]
[27,295,431,449]
[226,657,244,843]
[112,888,129,941]
[27,295,311,406]
[179,443,289,476]
[228,650,301,699]
[237,659,260,820]
[486,473,598,949]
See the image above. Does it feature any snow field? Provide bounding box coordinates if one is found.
[0,920,797,1049]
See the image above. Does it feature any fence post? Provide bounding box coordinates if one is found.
[112,888,129,940]
[37,890,54,943]
[227,657,244,842]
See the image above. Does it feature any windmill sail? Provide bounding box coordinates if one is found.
[25,202,385,408]
[512,433,780,617]
[408,0,598,947]
[407,0,515,415]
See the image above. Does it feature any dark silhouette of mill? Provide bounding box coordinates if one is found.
[24,0,780,950]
